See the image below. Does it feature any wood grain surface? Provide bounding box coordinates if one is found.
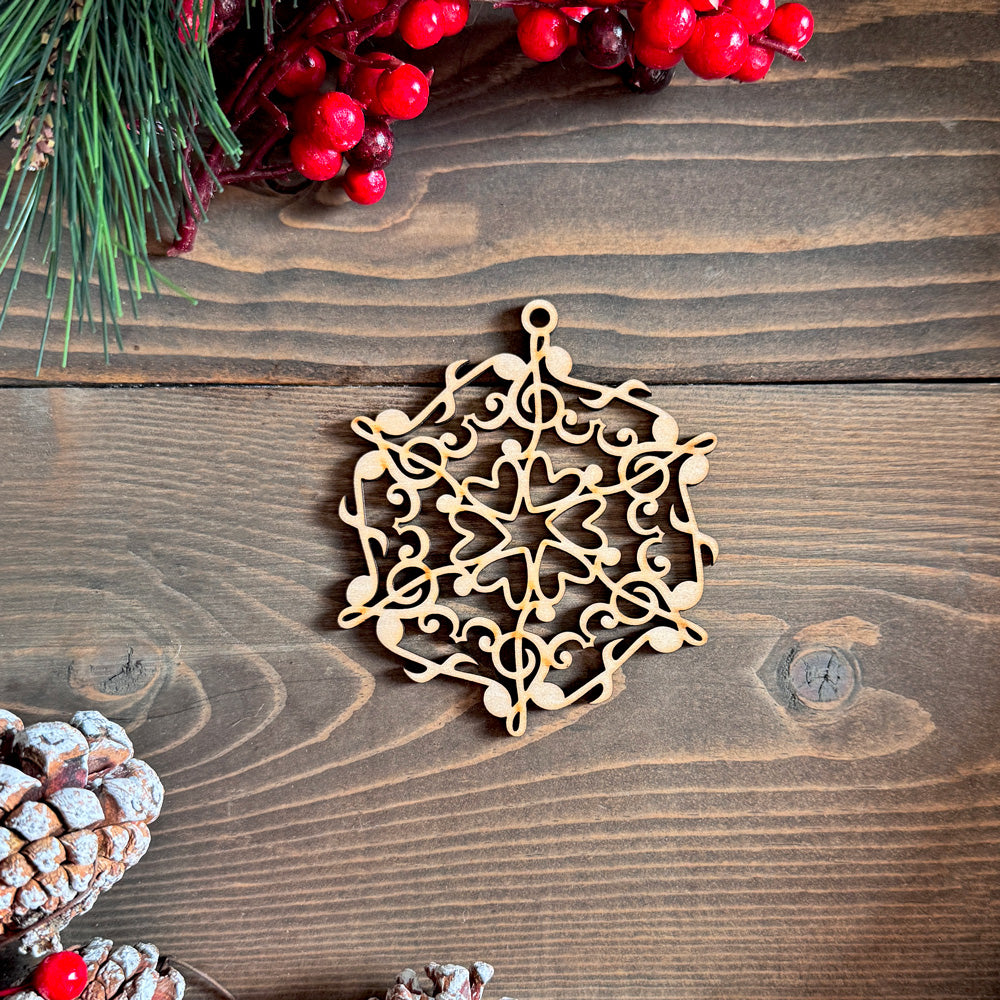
[1,0,998,996]
[1,384,997,998]
[0,0,998,383]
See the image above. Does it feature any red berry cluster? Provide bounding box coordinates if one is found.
[168,0,815,250]
[514,0,813,89]
[261,2,443,204]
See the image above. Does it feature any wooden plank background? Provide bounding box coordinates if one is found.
[1,0,999,998]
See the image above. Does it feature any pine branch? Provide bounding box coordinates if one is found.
[0,0,267,371]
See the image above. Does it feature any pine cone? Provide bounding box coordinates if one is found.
[370,963,518,1000]
[0,709,163,947]
[8,938,185,1000]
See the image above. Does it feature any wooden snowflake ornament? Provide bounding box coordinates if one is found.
[339,301,718,735]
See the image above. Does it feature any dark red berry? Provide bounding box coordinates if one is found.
[398,0,445,48]
[290,135,344,180]
[620,62,674,92]
[730,41,773,79]
[375,63,430,120]
[344,0,397,35]
[275,47,327,98]
[343,166,388,204]
[308,3,341,34]
[633,34,684,70]
[300,91,366,150]
[682,11,748,78]
[768,1,813,46]
[345,117,395,170]
[722,0,774,33]
[577,8,634,70]
[517,8,572,62]
[31,952,89,1000]
[637,0,696,51]
[438,0,469,35]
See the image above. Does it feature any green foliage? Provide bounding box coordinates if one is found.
[0,0,249,370]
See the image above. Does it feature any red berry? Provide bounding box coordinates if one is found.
[690,0,721,10]
[349,65,389,115]
[177,0,215,42]
[562,5,594,19]
[344,0,397,35]
[300,91,366,150]
[438,0,469,35]
[32,952,88,1000]
[682,11,749,78]
[290,135,344,181]
[768,1,813,46]
[275,47,327,98]
[376,63,430,120]
[398,0,445,48]
[633,34,684,70]
[292,92,322,133]
[343,167,388,204]
[308,3,341,34]
[637,0,696,51]
[730,41,773,79]
[517,8,572,62]
[722,0,774,33]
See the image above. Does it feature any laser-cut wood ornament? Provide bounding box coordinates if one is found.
[339,301,718,735]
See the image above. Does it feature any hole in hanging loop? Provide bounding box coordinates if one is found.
[521,299,558,337]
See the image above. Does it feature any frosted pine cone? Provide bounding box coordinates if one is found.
[0,710,163,945]
[7,938,185,1000]
[371,964,518,1000]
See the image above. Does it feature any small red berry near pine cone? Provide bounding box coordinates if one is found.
[30,952,88,1000]
[0,952,88,1000]
[343,166,388,204]
[768,1,814,46]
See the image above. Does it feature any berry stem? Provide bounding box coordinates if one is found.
[749,31,805,60]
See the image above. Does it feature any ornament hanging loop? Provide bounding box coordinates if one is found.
[521,299,558,339]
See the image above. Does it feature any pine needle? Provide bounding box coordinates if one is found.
[0,0,273,370]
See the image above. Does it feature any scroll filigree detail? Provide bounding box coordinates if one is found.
[339,300,717,735]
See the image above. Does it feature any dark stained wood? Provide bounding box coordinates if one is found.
[1,1,998,384]
[1,384,997,998]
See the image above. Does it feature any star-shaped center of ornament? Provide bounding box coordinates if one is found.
[441,440,622,624]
